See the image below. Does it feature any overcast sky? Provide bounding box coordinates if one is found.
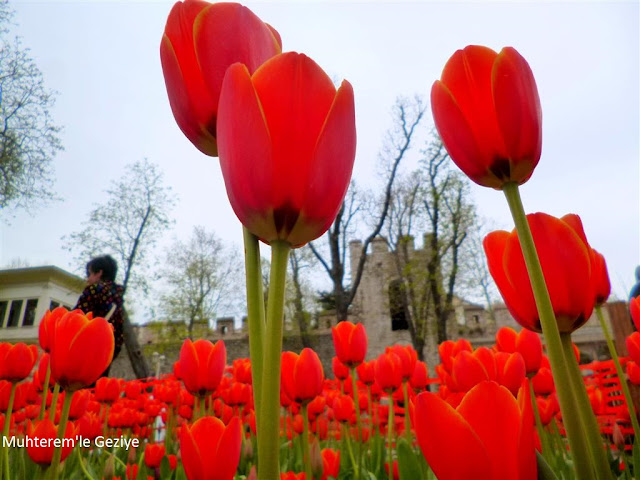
[0,1,638,319]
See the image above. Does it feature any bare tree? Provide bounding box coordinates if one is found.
[286,248,319,347]
[0,1,63,212]
[158,226,243,338]
[64,158,176,378]
[385,133,477,359]
[308,96,426,323]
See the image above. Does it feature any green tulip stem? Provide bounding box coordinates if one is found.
[560,332,614,479]
[302,403,312,480]
[528,379,552,459]
[350,367,362,480]
[48,383,60,422]
[342,422,357,471]
[0,382,17,480]
[243,227,266,433]
[402,381,411,441]
[387,391,394,480]
[502,182,594,480]
[596,305,640,437]
[257,240,291,480]
[49,389,73,480]
[39,363,52,421]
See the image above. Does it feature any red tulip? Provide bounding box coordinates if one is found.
[495,327,517,353]
[356,360,376,385]
[144,442,166,469]
[160,1,281,156]
[515,329,542,374]
[26,418,76,466]
[217,52,356,247]
[39,307,68,353]
[178,338,226,396]
[331,321,367,367]
[630,296,640,332]
[590,250,611,306]
[531,367,555,395]
[180,416,242,480]
[484,213,595,333]
[452,350,491,392]
[431,45,541,189]
[386,344,418,380]
[413,381,536,480]
[627,360,640,385]
[332,394,355,423]
[409,361,429,391]
[374,351,403,392]
[332,357,350,381]
[0,342,38,382]
[281,349,325,404]
[626,332,640,364]
[321,448,340,480]
[94,377,121,403]
[49,310,114,391]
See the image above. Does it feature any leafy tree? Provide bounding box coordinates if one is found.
[0,1,63,212]
[158,226,243,338]
[64,158,176,378]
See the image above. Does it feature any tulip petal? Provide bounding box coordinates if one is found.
[414,391,491,480]
[457,381,522,479]
[213,416,242,480]
[493,47,542,180]
[194,3,281,109]
[288,79,356,246]
[431,80,493,187]
[218,62,276,242]
[253,53,336,235]
[160,1,218,155]
[484,230,539,331]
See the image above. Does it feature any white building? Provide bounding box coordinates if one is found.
[0,266,85,343]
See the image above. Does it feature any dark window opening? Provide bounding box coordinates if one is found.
[472,314,480,324]
[23,299,38,327]
[50,300,60,310]
[7,300,24,327]
[389,280,408,331]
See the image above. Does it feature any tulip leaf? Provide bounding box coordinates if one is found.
[536,451,559,480]
[396,437,422,480]
[161,456,172,479]
[634,438,640,479]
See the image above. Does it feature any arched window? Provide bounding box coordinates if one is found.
[389,279,408,331]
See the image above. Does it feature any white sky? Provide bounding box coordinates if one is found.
[0,1,638,319]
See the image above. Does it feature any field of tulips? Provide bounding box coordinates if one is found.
[0,0,636,478]
[1,310,640,480]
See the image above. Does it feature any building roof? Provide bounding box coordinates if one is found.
[0,265,85,292]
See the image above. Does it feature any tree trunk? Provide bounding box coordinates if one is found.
[122,310,150,379]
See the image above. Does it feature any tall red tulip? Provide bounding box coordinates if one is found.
[281,349,325,404]
[374,351,403,392]
[484,212,595,333]
[217,52,356,247]
[49,310,114,391]
[0,342,38,382]
[178,338,226,396]
[331,321,367,367]
[431,45,541,189]
[160,1,281,156]
[180,416,242,480]
[26,418,76,466]
[413,381,536,480]
[39,307,68,353]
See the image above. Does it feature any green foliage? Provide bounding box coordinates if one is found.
[0,0,63,212]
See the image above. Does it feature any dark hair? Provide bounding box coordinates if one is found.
[86,255,118,282]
